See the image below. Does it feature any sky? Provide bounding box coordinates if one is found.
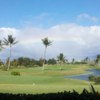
[0,0,100,61]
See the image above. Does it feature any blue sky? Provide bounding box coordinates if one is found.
[0,0,100,27]
[0,0,100,61]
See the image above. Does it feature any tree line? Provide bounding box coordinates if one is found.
[0,54,100,69]
[0,57,57,68]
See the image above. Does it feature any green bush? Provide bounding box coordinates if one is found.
[95,76,100,84]
[88,75,100,84]
[11,71,20,76]
[88,75,96,81]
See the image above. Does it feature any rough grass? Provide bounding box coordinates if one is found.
[0,64,99,94]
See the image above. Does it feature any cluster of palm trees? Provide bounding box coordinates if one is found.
[42,38,68,70]
[0,35,18,70]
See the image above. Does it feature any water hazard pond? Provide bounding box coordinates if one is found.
[65,69,100,81]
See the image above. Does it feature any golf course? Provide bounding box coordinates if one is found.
[0,64,100,94]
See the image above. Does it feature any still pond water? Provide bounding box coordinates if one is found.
[66,69,100,81]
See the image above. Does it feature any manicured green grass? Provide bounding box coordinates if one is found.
[0,64,99,94]
[0,84,89,94]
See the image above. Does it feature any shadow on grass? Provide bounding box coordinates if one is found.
[0,85,100,100]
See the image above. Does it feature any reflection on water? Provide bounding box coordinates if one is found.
[65,69,100,81]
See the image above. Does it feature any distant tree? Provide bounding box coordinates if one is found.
[38,58,44,67]
[16,57,35,67]
[72,58,75,64]
[3,35,18,70]
[48,58,57,65]
[22,58,31,66]
[41,37,52,70]
[0,40,4,51]
[11,59,18,67]
[65,59,69,64]
[81,57,90,64]
[95,54,100,66]
[57,53,65,69]
[84,57,89,64]
[0,59,3,66]
[17,57,24,66]
[57,53,65,63]
[30,59,35,67]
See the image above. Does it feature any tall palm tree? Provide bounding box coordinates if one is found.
[41,37,52,70]
[3,35,18,70]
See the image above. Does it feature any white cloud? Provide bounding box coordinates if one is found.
[77,13,98,22]
[0,27,19,39]
[35,12,49,20]
[1,23,100,60]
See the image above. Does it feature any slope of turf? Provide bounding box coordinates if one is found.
[0,64,99,94]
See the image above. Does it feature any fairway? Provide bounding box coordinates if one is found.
[0,64,100,94]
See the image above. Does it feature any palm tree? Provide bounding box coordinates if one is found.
[84,57,89,64]
[57,53,65,70]
[95,54,100,66]
[72,58,75,64]
[0,40,4,51]
[3,35,18,70]
[41,37,52,70]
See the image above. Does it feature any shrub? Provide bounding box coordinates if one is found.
[11,71,20,76]
[88,75,100,84]
[95,76,100,84]
[88,75,96,81]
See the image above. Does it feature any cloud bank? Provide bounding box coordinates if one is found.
[0,23,100,61]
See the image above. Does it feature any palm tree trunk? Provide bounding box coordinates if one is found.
[7,45,11,70]
[42,47,47,70]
